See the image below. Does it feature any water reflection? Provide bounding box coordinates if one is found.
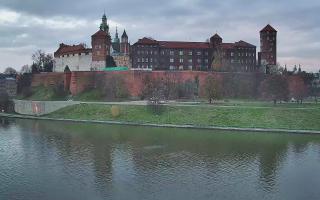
[1,118,320,200]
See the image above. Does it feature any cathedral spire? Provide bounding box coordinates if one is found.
[100,12,109,32]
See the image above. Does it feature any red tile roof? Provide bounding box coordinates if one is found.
[220,43,235,49]
[234,40,256,48]
[92,30,108,37]
[54,43,92,57]
[159,41,210,49]
[135,37,159,45]
[260,24,277,32]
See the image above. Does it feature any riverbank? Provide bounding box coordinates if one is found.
[2,102,320,134]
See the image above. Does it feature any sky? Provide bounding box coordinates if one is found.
[0,0,319,73]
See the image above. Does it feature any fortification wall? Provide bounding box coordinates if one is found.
[31,71,263,98]
[31,72,65,87]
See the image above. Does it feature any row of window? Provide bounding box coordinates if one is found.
[61,52,90,57]
[230,52,255,57]
[231,59,256,64]
[137,58,208,63]
[170,58,208,63]
[137,58,157,62]
[136,50,208,56]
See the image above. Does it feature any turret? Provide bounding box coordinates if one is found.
[120,29,129,54]
[210,33,222,48]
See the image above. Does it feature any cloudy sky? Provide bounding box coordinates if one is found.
[0,0,319,72]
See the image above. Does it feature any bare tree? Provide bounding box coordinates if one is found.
[259,75,289,104]
[32,50,54,72]
[3,67,17,75]
[204,75,222,104]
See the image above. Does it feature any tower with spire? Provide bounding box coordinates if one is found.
[99,13,109,33]
[112,27,121,53]
[91,13,112,70]
[120,29,129,54]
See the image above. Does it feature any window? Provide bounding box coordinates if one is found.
[205,52,208,56]
[197,59,201,63]
[205,59,208,63]
[188,65,193,70]
[170,58,174,63]
[179,59,184,63]
[161,51,165,55]
[188,59,192,63]
[146,58,148,62]
[189,51,193,56]
[179,51,184,56]
[142,58,144,62]
[170,51,174,55]
[154,51,157,55]
[197,51,201,55]
[231,52,234,57]
[150,58,153,62]
[138,58,140,62]
[137,51,140,55]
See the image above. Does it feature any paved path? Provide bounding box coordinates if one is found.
[78,100,320,110]
[1,113,320,135]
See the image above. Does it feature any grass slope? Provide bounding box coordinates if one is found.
[48,103,320,131]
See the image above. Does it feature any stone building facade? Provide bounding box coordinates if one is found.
[53,13,131,72]
[131,34,256,72]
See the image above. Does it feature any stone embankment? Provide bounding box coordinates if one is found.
[13,100,79,116]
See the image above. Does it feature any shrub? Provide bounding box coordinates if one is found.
[111,105,120,118]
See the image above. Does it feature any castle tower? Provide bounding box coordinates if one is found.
[91,13,112,70]
[259,24,277,66]
[120,30,129,54]
[210,33,222,48]
[112,27,120,53]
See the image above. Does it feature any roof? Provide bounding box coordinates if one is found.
[135,37,159,45]
[234,40,256,48]
[211,33,222,39]
[54,43,92,57]
[92,30,108,37]
[122,30,128,38]
[260,24,277,32]
[220,43,235,49]
[104,67,129,71]
[159,41,210,49]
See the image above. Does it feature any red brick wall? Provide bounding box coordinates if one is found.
[31,72,65,87]
[32,71,262,98]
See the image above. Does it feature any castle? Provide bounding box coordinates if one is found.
[53,13,277,73]
[53,13,130,72]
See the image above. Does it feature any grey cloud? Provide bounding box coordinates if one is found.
[0,0,320,72]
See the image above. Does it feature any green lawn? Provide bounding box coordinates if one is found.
[17,86,68,101]
[47,103,320,131]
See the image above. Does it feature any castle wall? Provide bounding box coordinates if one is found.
[54,53,92,72]
[31,72,65,87]
[31,71,264,98]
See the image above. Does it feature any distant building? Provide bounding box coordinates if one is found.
[258,24,277,73]
[0,74,17,97]
[53,13,131,72]
[131,34,256,72]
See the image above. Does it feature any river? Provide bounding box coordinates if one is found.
[1,118,320,200]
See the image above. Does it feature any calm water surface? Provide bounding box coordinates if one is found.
[1,118,320,200]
